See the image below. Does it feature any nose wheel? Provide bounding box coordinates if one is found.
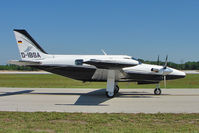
[154,88,161,95]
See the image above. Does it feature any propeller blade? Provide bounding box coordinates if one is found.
[164,76,166,88]
[164,55,168,69]
[157,55,160,65]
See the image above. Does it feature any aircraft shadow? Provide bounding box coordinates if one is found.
[0,90,34,97]
[28,89,160,106]
[54,89,159,106]
[72,89,109,106]
[33,89,110,106]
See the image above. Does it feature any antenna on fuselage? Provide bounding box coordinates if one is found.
[101,49,107,55]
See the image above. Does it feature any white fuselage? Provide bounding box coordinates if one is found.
[36,54,185,81]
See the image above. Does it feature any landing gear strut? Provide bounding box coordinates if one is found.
[154,84,161,95]
[105,70,120,98]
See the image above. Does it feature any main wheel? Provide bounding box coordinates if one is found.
[114,85,120,94]
[154,88,161,95]
[106,91,115,98]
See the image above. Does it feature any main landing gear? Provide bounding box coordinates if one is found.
[154,84,162,95]
[105,70,120,98]
[106,85,120,98]
[105,70,162,97]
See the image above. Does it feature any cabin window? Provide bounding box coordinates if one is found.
[75,59,83,65]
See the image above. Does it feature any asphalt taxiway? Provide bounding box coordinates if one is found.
[0,88,199,113]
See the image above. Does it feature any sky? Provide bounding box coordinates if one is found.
[0,0,199,64]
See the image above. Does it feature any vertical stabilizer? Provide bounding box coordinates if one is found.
[13,29,48,61]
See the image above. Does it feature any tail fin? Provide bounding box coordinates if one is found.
[13,29,48,61]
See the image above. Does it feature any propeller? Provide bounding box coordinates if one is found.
[152,55,173,88]
[101,49,107,55]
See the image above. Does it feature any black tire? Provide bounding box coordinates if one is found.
[114,85,120,94]
[154,88,161,95]
[106,91,115,98]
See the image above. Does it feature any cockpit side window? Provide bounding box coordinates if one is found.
[131,57,138,60]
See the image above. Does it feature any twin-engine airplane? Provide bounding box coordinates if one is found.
[9,29,186,98]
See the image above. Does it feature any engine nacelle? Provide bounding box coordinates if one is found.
[151,68,159,73]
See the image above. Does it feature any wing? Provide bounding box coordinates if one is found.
[83,59,138,69]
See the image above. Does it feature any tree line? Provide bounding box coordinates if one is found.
[0,60,199,71]
[138,59,199,70]
[0,64,38,71]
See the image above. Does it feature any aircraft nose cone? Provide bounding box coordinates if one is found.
[168,69,186,80]
[177,70,186,78]
[182,71,186,77]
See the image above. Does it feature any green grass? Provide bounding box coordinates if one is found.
[0,112,198,133]
[0,74,199,88]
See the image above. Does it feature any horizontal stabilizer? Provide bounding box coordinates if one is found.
[8,60,41,66]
